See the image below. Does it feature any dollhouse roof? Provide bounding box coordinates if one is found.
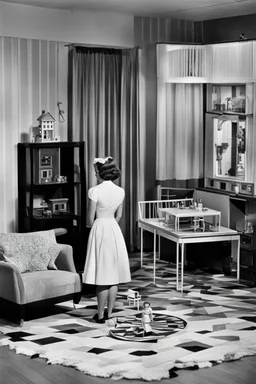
[37,110,55,122]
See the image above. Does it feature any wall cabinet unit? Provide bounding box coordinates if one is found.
[206,83,253,115]
[204,82,255,196]
[18,141,87,268]
[201,82,256,284]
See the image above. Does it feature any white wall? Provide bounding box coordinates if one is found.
[0,1,134,47]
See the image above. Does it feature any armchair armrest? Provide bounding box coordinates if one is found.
[0,261,25,304]
[55,244,77,273]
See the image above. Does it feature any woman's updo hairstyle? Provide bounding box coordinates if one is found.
[95,157,121,181]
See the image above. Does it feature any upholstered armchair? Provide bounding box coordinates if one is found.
[0,230,82,325]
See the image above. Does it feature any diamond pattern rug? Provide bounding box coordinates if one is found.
[1,254,256,381]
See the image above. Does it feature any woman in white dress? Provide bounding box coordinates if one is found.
[83,157,131,323]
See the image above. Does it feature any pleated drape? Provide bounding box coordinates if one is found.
[157,81,204,181]
[156,43,204,182]
[207,41,255,82]
[69,47,145,250]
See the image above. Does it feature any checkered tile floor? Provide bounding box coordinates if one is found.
[1,254,256,381]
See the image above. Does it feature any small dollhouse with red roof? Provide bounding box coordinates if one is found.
[33,110,56,143]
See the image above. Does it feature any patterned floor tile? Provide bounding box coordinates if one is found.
[1,254,256,381]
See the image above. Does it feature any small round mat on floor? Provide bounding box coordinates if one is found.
[109,313,187,342]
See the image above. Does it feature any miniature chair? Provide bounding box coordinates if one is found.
[127,289,141,310]
[193,217,205,232]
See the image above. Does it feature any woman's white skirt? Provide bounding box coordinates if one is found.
[83,218,131,285]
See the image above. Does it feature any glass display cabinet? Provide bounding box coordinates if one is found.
[204,83,255,196]
[207,84,253,115]
[214,115,245,180]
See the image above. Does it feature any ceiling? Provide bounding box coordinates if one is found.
[2,0,256,22]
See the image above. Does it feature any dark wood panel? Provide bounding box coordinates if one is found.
[203,14,256,44]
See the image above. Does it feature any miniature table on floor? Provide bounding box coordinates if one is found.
[139,218,240,292]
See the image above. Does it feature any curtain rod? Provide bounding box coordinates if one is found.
[157,42,202,46]
[208,38,256,44]
[157,37,256,46]
[65,42,134,49]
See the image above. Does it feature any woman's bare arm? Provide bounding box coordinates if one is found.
[115,203,123,223]
[88,199,97,227]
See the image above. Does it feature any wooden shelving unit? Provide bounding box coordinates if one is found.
[18,141,87,268]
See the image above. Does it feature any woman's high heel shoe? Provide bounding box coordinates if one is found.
[93,313,105,323]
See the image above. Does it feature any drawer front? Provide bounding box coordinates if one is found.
[241,234,253,250]
[241,233,256,249]
[240,249,255,268]
[240,267,256,285]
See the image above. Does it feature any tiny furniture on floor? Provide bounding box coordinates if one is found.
[127,289,142,310]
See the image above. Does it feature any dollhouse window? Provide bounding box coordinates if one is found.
[54,203,66,211]
[48,131,53,140]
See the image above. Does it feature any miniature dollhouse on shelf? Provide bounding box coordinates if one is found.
[32,110,59,143]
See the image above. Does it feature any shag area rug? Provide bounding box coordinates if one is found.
[1,254,256,381]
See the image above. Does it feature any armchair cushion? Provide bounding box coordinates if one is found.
[0,230,60,273]
[3,251,29,273]
[23,270,81,303]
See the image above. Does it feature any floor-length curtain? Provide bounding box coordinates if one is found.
[157,82,204,181]
[69,47,145,250]
[0,37,64,233]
